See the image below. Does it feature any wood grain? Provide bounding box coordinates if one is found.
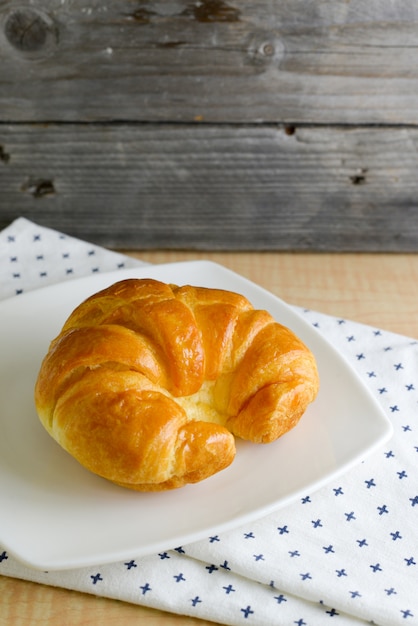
[1,0,418,123]
[1,124,418,251]
[2,1,418,251]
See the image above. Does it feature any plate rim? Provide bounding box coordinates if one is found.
[0,260,393,570]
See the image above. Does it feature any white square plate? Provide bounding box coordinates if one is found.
[0,261,392,570]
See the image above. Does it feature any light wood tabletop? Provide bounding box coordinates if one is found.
[1,251,417,626]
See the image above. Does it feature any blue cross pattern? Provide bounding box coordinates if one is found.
[1,220,418,625]
[90,573,103,585]
[140,583,151,595]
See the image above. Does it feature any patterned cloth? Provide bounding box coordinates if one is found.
[1,218,417,626]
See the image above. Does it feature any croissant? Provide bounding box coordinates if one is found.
[34,278,319,491]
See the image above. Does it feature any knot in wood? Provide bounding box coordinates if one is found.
[246,31,284,68]
[4,7,57,54]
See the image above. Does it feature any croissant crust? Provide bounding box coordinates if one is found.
[34,278,319,491]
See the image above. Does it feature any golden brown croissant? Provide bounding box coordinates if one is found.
[34,278,319,491]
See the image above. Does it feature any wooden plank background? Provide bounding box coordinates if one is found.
[1,0,418,250]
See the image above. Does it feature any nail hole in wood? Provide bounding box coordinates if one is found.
[0,146,10,163]
[350,169,368,185]
[262,43,275,57]
[247,32,284,67]
[22,178,56,198]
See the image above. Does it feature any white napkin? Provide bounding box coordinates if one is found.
[1,218,417,626]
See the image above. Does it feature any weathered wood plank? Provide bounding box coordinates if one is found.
[1,123,418,251]
[1,1,418,123]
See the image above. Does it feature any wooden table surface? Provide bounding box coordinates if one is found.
[2,250,417,626]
